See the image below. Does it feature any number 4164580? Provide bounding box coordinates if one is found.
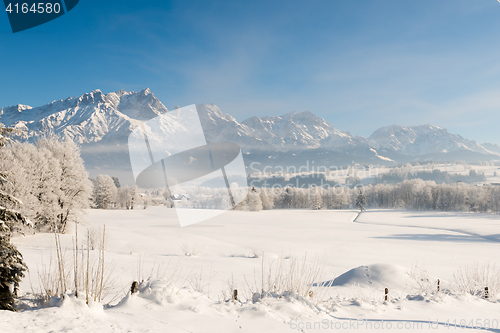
[5,2,61,14]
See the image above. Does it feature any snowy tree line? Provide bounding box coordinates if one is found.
[90,175,178,210]
[374,164,486,185]
[167,179,500,213]
[364,180,500,212]
[91,174,145,210]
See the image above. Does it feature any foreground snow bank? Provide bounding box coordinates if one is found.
[4,208,500,332]
[3,269,500,332]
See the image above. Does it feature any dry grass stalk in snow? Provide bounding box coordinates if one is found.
[37,224,116,305]
[453,262,500,298]
[227,254,330,304]
[180,242,204,257]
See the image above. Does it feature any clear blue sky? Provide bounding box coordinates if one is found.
[1,0,500,144]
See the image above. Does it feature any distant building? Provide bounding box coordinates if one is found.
[171,194,191,201]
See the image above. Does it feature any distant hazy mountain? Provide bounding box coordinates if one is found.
[368,124,495,156]
[241,111,371,155]
[482,143,500,155]
[1,88,498,184]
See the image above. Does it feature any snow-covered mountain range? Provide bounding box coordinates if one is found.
[198,104,372,155]
[368,124,495,156]
[1,88,498,183]
[0,88,168,144]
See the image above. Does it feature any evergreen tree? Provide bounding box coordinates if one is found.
[355,190,366,211]
[0,231,27,311]
[111,176,121,189]
[0,123,29,311]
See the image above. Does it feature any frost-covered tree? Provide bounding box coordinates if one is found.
[0,123,16,147]
[36,135,92,232]
[92,174,117,209]
[1,143,63,229]
[233,193,249,211]
[274,187,293,209]
[294,188,310,209]
[117,186,129,210]
[117,185,140,210]
[248,188,263,212]
[0,123,29,311]
[129,186,139,209]
[162,188,174,208]
[310,188,323,210]
[260,188,274,210]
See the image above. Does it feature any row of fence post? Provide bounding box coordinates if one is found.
[384,281,490,302]
[129,281,491,301]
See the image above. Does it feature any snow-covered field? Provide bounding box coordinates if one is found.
[2,207,500,332]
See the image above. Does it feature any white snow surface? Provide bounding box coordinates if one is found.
[2,208,500,332]
[319,263,419,290]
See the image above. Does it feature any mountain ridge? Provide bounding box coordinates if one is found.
[368,124,494,156]
[1,88,498,183]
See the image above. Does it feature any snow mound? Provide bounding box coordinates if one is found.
[318,263,418,290]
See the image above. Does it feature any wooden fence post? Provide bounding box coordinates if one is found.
[131,281,138,294]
